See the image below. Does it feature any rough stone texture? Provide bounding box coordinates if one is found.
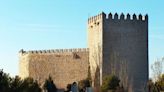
[19,48,89,89]
[103,14,148,92]
[88,13,148,92]
[19,12,148,92]
[19,53,29,78]
[87,13,104,86]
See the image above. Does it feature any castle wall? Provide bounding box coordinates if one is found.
[19,52,29,78]
[19,48,89,89]
[87,13,104,86]
[102,13,148,92]
[19,12,149,92]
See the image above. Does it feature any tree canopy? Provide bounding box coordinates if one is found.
[101,75,120,92]
[0,69,41,92]
[43,76,57,92]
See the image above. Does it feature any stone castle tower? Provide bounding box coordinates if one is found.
[19,12,148,92]
[88,12,148,92]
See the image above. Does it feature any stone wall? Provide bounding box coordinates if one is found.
[19,12,149,92]
[19,51,29,78]
[88,12,148,92]
[102,13,148,92]
[19,48,89,89]
[87,12,104,86]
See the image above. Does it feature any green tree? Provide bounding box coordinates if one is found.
[9,76,22,92]
[147,79,159,92]
[20,77,41,92]
[0,69,41,92]
[101,75,120,92]
[43,76,57,92]
[156,74,164,91]
[0,69,11,92]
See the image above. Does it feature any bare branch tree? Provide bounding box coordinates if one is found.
[151,57,164,81]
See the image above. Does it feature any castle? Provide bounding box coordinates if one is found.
[19,12,148,92]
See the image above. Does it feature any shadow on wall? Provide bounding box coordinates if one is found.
[94,66,100,88]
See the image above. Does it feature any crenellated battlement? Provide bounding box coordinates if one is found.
[19,48,89,55]
[19,12,148,91]
[88,12,148,24]
[107,13,148,21]
[88,12,106,24]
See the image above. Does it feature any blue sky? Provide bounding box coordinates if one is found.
[0,0,163,77]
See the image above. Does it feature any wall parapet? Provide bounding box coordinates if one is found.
[19,48,89,55]
[88,12,106,24]
[88,12,148,24]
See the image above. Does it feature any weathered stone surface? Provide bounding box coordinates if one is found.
[88,13,148,92]
[19,48,89,89]
[19,53,29,78]
[19,12,148,92]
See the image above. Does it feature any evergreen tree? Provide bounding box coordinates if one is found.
[43,76,57,92]
[101,75,120,92]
